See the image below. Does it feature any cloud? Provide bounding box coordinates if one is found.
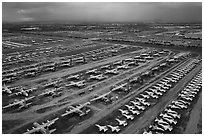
[2,2,202,23]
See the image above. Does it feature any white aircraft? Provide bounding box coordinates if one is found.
[129,77,140,84]
[66,74,80,80]
[135,105,146,110]
[90,91,111,103]
[100,65,111,70]
[135,97,145,102]
[125,105,135,110]
[149,124,165,131]
[155,117,169,125]
[144,91,154,96]
[113,60,123,65]
[107,125,120,132]
[122,113,134,120]
[105,69,119,75]
[143,129,153,134]
[180,95,193,101]
[130,100,141,106]
[140,94,150,99]
[25,117,59,134]
[118,109,129,115]
[164,108,178,114]
[168,104,181,109]
[149,93,159,99]
[2,84,12,94]
[116,65,129,70]
[88,74,107,81]
[140,101,151,106]
[111,83,128,92]
[162,116,177,125]
[13,88,34,97]
[85,69,98,74]
[3,96,35,109]
[173,103,188,109]
[159,113,174,120]
[66,80,86,88]
[38,88,57,97]
[176,100,190,105]
[61,102,90,117]
[129,109,140,115]
[95,124,108,132]
[167,112,181,119]
[157,122,173,131]
[115,118,127,126]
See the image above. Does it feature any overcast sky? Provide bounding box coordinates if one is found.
[2,2,202,23]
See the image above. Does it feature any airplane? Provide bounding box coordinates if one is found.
[100,65,111,70]
[135,105,146,110]
[113,60,123,66]
[161,79,170,83]
[179,93,195,98]
[149,93,159,99]
[105,69,119,75]
[176,100,190,105]
[149,124,165,132]
[2,84,12,94]
[143,129,153,134]
[90,91,111,103]
[122,113,134,120]
[61,102,90,117]
[166,112,181,119]
[66,80,86,88]
[125,105,135,110]
[155,117,169,125]
[13,88,34,97]
[173,103,188,109]
[118,109,129,115]
[85,69,98,74]
[107,125,120,132]
[162,116,177,125]
[115,118,128,126]
[135,97,145,102]
[168,104,182,109]
[129,109,141,115]
[111,83,128,92]
[38,88,57,97]
[140,94,150,99]
[95,124,108,132]
[42,80,59,88]
[116,65,129,70]
[144,91,154,96]
[129,76,141,84]
[157,122,173,131]
[3,96,35,109]
[130,100,141,106]
[88,74,107,81]
[159,113,174,120]
[25,117,59,134]
[66,74,80,80]
[164,108,178,114]
[140,101,151,106]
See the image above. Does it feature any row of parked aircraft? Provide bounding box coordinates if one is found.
[94,55,199,133]
[3,96,35,110]
[2,44,125,84]
[143,66,201,134]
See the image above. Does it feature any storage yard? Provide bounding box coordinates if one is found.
[2,23,202,134]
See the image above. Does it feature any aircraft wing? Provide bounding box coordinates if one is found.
[90,91,111,102]
[61,102,90,116]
